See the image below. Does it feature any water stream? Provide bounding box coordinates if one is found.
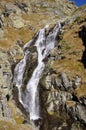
[13,22,61,121]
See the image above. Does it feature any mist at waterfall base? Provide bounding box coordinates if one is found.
[13,23,61,124]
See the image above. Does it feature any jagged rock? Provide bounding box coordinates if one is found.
[79,97,86,106]
[0,50,12,96]
[53,76,62,89]
[66,103,86,124]
[73,76,81,88]
[15,1,28,13]
[1,2,21,16]
[5,3,19,14]
[40,73,52,90]
[9,44,24,62]
[49,47,62,60]
[42,90,72,115]
[41,72,81,92]
[0,50,15,123]
[0,96,13,119]
[61,73,72,91]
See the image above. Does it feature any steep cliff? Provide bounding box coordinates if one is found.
[0,0,86,130]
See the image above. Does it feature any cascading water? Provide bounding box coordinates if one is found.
[13,22,61,121]
[13,50,29,105]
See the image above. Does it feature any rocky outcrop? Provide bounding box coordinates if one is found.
[0,49,12,97]
[40,69,86,128]
[39,5,86,130]
[0,96,14,122]
[0,49,15,123]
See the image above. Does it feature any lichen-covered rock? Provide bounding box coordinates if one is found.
[0,49,15,123]
[11,16,25,29]
[9,43,24,62]
[0,49,12,96]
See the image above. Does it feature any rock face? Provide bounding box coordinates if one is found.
[39,5,86,130]
[0,0,77,49]
[0,0,86,130]
[0,49,14,123]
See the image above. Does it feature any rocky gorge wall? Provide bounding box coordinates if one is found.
[39,6,86,130]
[0,0,86,130]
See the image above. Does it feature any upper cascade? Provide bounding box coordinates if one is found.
[13,22,61,121]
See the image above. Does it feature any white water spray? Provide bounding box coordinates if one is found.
[13,23,61,121]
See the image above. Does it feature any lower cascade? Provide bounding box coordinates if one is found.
[13,23,61,121]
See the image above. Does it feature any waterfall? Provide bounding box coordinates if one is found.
[13,50,29,105]
[13,22,61,121]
